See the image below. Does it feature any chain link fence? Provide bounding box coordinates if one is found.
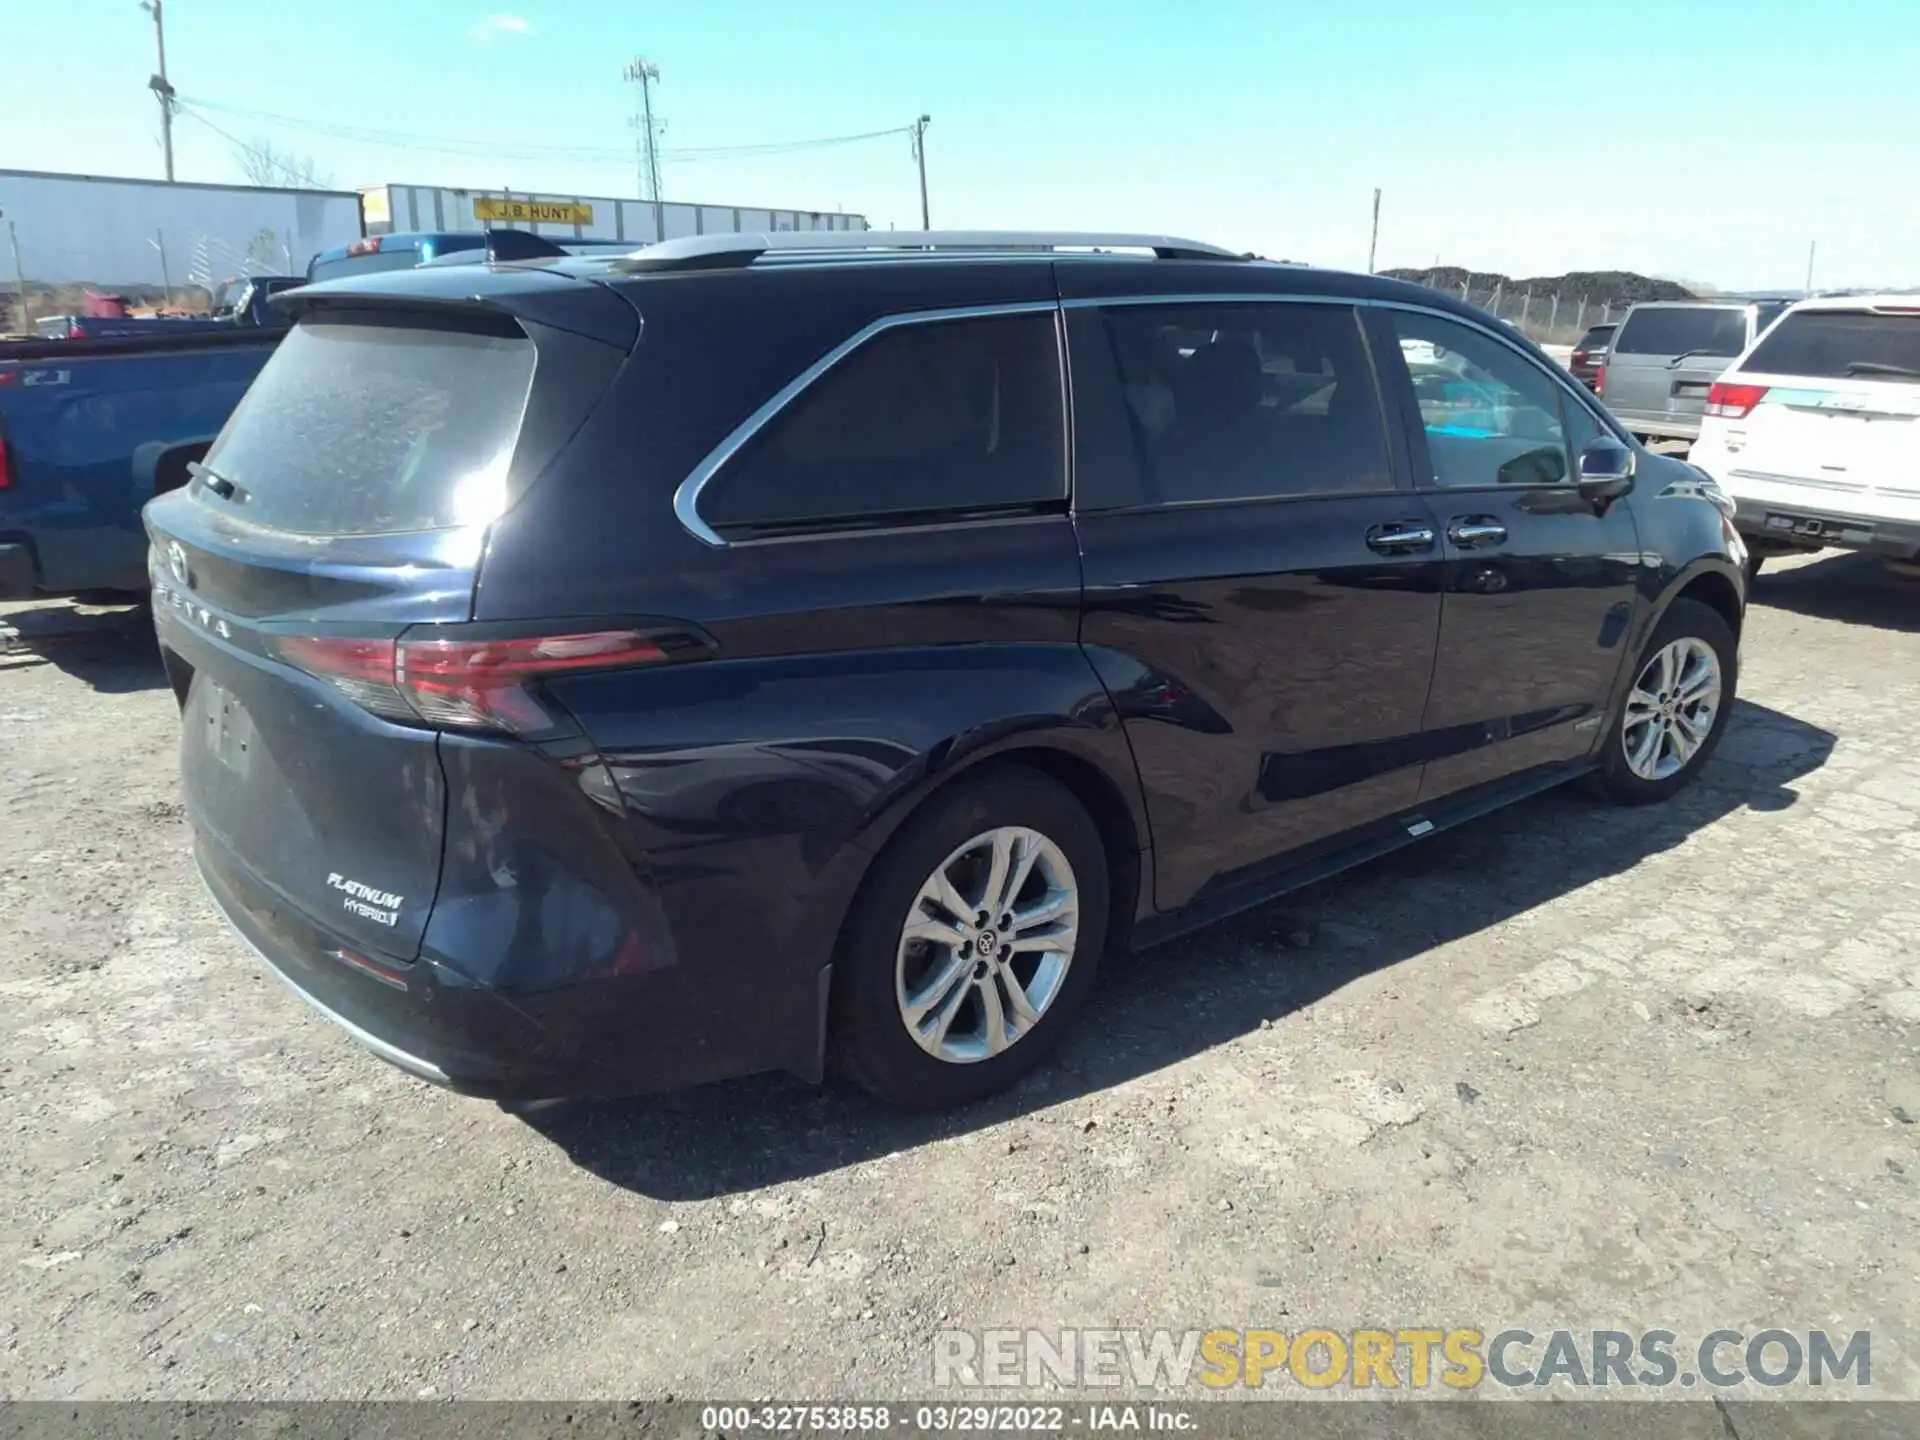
[1404,279,1644,348]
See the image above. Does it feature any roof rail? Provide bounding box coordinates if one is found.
[614,229,1244,273]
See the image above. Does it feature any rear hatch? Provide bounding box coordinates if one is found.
[145,269,635,960]
[1706,304,1920,523]
[1605,305,1750,424]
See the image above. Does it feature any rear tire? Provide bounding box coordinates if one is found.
[1590,598,1738,805]
[830,766,1109,1108]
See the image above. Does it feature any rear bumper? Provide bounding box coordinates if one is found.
[1732,499,1920,559]
[196,818,835,1100]
[197,832,592,1100]
[1612,411,1702,442]
[0,542,36,599]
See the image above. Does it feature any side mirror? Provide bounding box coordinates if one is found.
[1577,438,1636,508]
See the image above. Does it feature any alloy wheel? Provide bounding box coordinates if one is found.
[1622,636,1722,781]
[894,826,1079,1064]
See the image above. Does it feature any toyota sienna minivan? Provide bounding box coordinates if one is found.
[147,230,1748,1108]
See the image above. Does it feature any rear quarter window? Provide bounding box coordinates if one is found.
[1613,307,1750,358]
[698,311,1065,537]
[198,318,536,536]
[1741,310,1920,383]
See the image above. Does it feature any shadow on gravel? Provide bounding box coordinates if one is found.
[0,601,164,693]
[530,698,1835,1200]
[1752,550,1920,633]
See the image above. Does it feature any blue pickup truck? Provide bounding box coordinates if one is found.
[0,328,280,597]
[0,231,627,599]
[31,276,305,342]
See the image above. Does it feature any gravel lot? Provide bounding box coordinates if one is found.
[2,550,1916,1401]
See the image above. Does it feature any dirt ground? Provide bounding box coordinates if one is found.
[1,550,1916,1403]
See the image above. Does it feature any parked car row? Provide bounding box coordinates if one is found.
[1597,300,1788,443]
[1553,292,1918,577]
[1690,296,1920,575]
[144,229,1748,1109]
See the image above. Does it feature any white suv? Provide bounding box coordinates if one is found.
[1691,295,1920,577]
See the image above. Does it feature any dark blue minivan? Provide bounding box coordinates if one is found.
[146,231,1748,1108]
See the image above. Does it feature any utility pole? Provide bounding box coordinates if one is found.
[1366,187,1381,273]
[139,0,176,182]
[6,219,28,334]
[149,230,173,311]
[1805,239,1817,297]
[912,115,932,229]
[623,58,665,240]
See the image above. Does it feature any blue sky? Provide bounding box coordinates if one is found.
[8,0,1917,290]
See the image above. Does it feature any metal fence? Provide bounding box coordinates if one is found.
[1404,278,1645,348]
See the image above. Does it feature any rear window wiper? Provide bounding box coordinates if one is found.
[187,459,246,502]
[1843,361,1920,380]
[1667,348,1733,366]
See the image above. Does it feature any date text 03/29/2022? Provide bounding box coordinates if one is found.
[698,1406,1194,1432]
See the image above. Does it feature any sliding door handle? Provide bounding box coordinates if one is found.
[1366,522,1437,554]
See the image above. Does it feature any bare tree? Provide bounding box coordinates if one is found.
[234,137,333,190]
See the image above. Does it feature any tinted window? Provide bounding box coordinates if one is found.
[1754,301,1789,336]
[701,312,1065,536]
[1613,306,1749,357]
[1387,311,1573,488]
[1743,309,1920,383]
[199,319,535,536]
[1577,326,1616,350]
[1096,302,1391,503]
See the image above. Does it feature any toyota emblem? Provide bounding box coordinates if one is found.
[166,540,189,587]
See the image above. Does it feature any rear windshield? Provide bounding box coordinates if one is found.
[1576,326,1615,349]
[1613,306,1750,358]
[1742,310,1920,384]
[198,319,535,535]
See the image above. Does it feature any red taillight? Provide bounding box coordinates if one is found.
[68,322,87,339]
[346,237,384,257]
[0,438,11,491]
[274,629,673,735]
[400,631,669,731]
[1706,381,1769,420]
[1593,365,1605,396]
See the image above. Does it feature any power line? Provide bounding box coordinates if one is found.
[174,95,914,164]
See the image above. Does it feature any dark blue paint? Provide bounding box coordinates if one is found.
[143,250,1748,1101]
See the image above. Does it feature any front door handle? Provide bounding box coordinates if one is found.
[1366,521,1436,555]
[1448,517,1509,549]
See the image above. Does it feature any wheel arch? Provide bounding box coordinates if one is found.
[804,737,1150,1083]
[133,436,215,499]
[853,736,1146,948]
[1670,562,1744,641]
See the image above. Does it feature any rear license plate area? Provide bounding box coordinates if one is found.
[1768,513,1874,544]
[197,679,257,775]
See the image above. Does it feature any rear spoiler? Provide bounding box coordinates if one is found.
[269,257,640,349]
